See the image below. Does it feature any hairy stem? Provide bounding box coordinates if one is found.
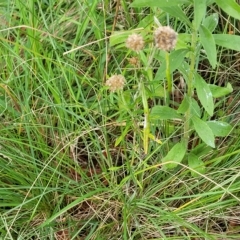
[165,51,171,106]
[184,29,197,147]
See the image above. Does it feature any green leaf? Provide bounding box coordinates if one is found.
[202,13,218,32]
[162,141,186,169]
[150,106,182,120]
[176,33,192,49]
[115,124,131,147]
[155,49,189,79]
[195,73,214,116]
[188,153,206,177]
[190,143,213,157]
[207,121,232,137]
[177,95,201,118]
[177,95,190,114]
[146,82,165,98]
[215,0,240,20]
[131,0,190,8]
[194,0,207,29]
[110,29,144,47]
[213,34,240,51]
[161,6,192,26]
[192,116,215,148]
[118,91,132,110]
[209,83,233,98]
[207,0,216,5]
[190,98,201,118]
[40,188,106,227]
[169,49,189,71]
[199,25,217,69]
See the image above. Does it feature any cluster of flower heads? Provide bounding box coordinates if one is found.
[125,25,178,52]
[106,26,178,92]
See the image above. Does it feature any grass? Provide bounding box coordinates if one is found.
[0,0,240,239]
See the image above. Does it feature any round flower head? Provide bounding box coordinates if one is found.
[106,74,125,92]
[126,33,144,52]
[154,26,178,51]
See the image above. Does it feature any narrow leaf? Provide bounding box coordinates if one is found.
[161,6,192,26]
[195,73,214,116]
[194,0,207,29]
[207,121,232,137]
[199,25,217,69]
[155,49,189,79]
[192,116,215,148]
[162,141,186,169]
[177,95,190,114]
[115,124,131,147]
[215,0,240,20]
[209,83,233,98]
[202,13,219,32]
[190,98,201,118]
[131,0,190,8]
[150,106,182,120]
[213,34,240,51]
[188,153,206,177]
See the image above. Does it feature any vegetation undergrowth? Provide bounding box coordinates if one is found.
[0,0,240,239]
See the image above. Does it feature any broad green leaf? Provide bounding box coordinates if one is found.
[202,13,218,32]
[199,25,217,69]
[155,49,189,79]
[118,91,132,110]
[178,96,201,117]
[190,98,201,118]
[215,0,240,20]
[195,73,214,116]
[131,0,190,8]
[146,82,165,98]
[192,116,215,148]
[178,95,190,114]
[178,61,191,81]
[190,143,212,157]
[162,141,186,169]
[213,34,240,51]
[207,121,232,137]
[161,6,192,26]
[207,0,216,5]
[176,33,192,49]
[209,83,233,98]
[194,0,207,29]
[188,153,206,177]
[150,106,182,120]
[169,49,189,71]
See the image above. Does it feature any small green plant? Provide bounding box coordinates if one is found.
[1,0,240,238]
[109,0,238,176]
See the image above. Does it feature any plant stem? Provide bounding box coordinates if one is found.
[165,51,171,106]
[184,28,198,147]
[140,80,150,155]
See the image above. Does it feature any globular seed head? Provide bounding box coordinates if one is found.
[154,26,178,51]
[126,33,144,52]
[106,74,126,92]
